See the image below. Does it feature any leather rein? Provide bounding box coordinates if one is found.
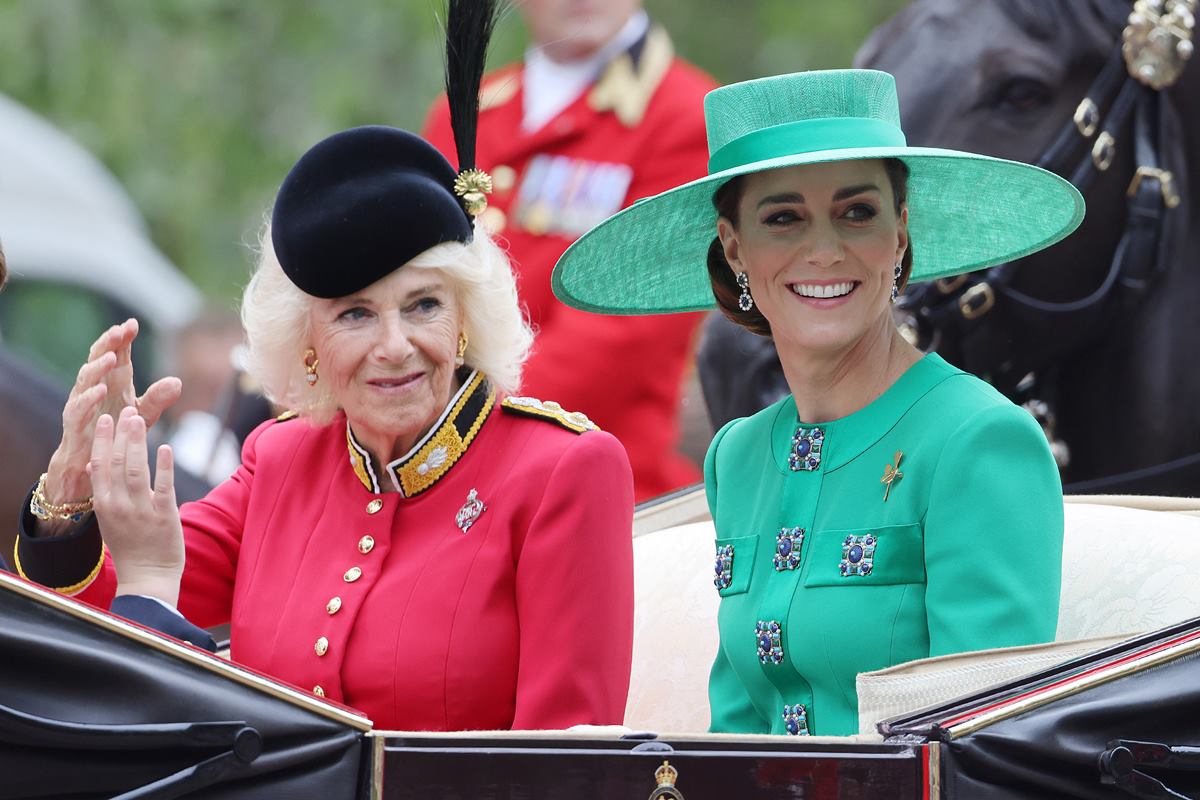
[895,0,1194,493]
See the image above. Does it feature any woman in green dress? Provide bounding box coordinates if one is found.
[552,69,1083,736]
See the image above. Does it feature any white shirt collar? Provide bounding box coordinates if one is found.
[521,10,650,133]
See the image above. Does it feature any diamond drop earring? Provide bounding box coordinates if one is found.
[890,262,903,303]
[737,271,754,311]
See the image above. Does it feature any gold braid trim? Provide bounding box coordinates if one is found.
[392,372,494,497]
[13,539,108,597]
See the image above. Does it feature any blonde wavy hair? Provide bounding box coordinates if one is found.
[241,221,533,426]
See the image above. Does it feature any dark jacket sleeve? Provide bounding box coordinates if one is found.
[109,595,218,653]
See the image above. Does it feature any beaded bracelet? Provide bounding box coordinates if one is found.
[29,473,93,524]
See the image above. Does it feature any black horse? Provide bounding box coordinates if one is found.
[699,0,1198,495]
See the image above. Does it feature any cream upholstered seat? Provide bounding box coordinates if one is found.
[624,490,1200,735]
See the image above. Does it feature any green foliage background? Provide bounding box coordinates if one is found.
[0,0,906,302]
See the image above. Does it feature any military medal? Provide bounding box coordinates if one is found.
[456,488,486,533]
[881,451,904,501]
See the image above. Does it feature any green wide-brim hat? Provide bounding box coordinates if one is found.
[552,69,1085,315]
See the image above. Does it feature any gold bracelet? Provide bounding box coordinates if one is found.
[30,472,93,523]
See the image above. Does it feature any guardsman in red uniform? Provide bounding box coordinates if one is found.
[423,0,716,501]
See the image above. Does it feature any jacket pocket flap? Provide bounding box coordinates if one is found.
[803,523,924,587]
[714,535,758,596]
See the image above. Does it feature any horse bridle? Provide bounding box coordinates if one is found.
[895,0,1195,491]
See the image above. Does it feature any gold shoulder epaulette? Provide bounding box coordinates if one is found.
[275,410,299,422]
[501,396,599,434]
[588,25,673,127]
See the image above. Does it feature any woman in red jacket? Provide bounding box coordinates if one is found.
[13,0,634,732]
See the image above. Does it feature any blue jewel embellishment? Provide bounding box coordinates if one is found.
[756,620,784,665]
[782,704,809,736]
[789,426,824,471]
[714,544,734,591]
[839,534,876,577]
[773,527,804,571]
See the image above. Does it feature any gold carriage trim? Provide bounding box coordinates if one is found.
[346,371,496,497]
[13,539,108,597]
[500,396,600,434]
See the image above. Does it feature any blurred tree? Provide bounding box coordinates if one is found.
[0,0,905,302]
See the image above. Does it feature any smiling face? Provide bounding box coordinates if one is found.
[308,266,461,461]
[717,159,908,356]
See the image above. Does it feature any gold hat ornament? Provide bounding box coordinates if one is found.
[454,168,493,216]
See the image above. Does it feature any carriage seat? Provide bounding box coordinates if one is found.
[624,492,1200,735]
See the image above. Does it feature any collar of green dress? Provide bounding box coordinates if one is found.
[345,370,495,497]
[769,354,961,474]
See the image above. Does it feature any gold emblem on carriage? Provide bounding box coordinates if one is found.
[1122,0,1195,90]
[648,760,684,800]
[881,451,904,501]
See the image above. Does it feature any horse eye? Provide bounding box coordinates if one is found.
[993,77,1053,112]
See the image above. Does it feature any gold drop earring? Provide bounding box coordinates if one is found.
[303,348,319,386]
[455,332,469,367]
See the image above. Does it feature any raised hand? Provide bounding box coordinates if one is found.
[89,408,185,607]
[40,319,182,535]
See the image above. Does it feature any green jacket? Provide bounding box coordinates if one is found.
[706,354,1063,736]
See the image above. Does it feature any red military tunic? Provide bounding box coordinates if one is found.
[422,24,716,501]
[16,373,635,731]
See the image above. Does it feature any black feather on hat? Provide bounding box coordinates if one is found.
[271,0,499,299]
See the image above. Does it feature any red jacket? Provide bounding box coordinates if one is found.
[17,376,635,731]
[423,26,715,501]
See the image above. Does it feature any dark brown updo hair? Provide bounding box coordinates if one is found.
[707,158,914,337]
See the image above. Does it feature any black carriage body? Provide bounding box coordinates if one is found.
[3,569,1200,799]
[0,571,372,799]
[370,732,926,800]
[886,618,1200,800]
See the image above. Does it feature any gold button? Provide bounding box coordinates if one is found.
[344,566,363,583]
[315,636,329,657]
[366,498,383,514]
[358,535,375,554]
[493,164,517,191]
[326,596,342,615]
[313,685,325,697]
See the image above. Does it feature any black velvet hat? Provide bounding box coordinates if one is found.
[271,127,473,299]
[270,0,498,299]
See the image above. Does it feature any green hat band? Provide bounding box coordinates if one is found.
[707,117,907,174]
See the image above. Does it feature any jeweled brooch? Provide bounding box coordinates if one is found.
[756,620,784,664]
[840,534,876,577]
[774,527,804,571]
[714,545,734,591]
[789,426,824,471]
[782,704,810,736]
[455,488,486,533]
